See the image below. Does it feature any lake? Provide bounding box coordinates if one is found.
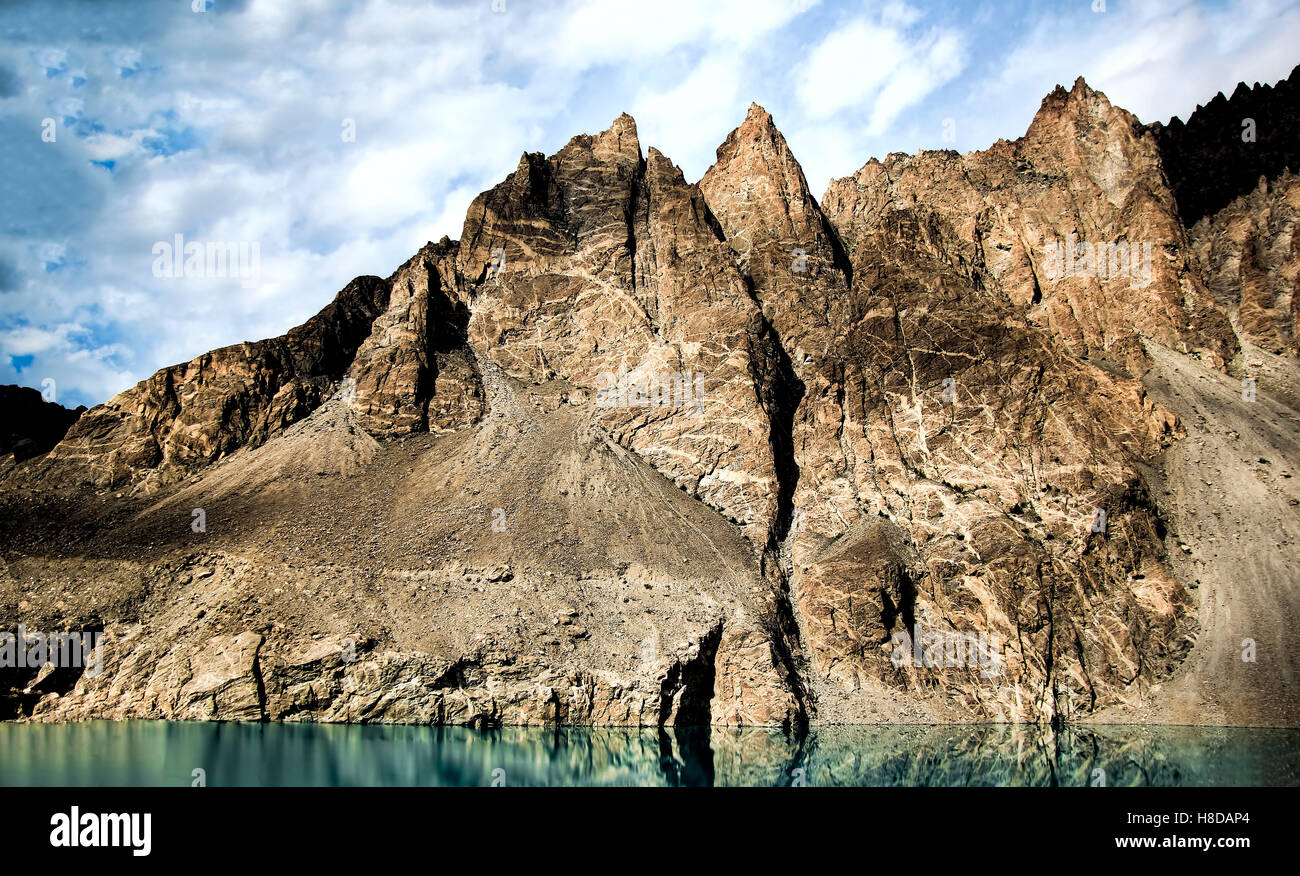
[0,721,1295,787]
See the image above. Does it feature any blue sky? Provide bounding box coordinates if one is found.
[1,0,1297,409]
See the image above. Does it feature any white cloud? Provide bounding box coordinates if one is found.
[526,0,806,70]
[0,322,132,406]
[867,29,965,135]
[798,20,909,119]
[797,13,966,129]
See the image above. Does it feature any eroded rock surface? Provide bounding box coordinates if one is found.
[700,85,1208,723]
[1190,171,1300,355]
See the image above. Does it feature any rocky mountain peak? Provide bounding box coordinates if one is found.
[744,100,770,119]
[643,145,683,182]
[591,111,642,165]
[700,105,839,253]
[699,101,850,362]
[1025,73,1134,146]
[705,102,807,195]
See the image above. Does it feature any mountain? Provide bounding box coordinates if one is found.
[1151,63,1300,356]
[0,386,83,467]
[3,69,1298,728]
[1150,63,1300,227]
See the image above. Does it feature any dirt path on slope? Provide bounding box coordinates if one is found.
[1094,341,1300,726]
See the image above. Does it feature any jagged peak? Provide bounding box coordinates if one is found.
[645,146,690,187]
[735,102,783,142]
[513,151,539,173]
[502,113,643,172]
[1148,61,1300,225]
[1043,75,1098,100]
[610,111,638,129]
[503,118,641,183]
[535,112,644,170]
[590,112,642,164]
[703,101,809,194]
[1158,64,1300,129]
[744,101,774,125]
[1024,75,1132,143]
[826,74,1125,197]
[1038,75,1112,114]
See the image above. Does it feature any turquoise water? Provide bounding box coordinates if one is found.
[0,721,1295,787]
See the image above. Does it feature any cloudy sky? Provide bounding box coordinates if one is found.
[1,0,1297,409]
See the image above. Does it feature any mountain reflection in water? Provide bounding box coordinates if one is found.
[0,721,1295,787]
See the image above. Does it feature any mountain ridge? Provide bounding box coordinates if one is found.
[3,66,1298,728]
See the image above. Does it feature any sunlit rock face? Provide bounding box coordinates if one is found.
[6,69,1299,729]
[702,83,1210,723]
[347,239,485,436]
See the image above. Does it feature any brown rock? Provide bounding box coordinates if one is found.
[1190,170,1300,355]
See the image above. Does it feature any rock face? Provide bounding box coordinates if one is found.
[707,85,1209,723]
[0,386,82,466]
[823,78,1236,372]
[3,69,1299,729]
[461,116,785,548]
[347,239,485,436]
[1189,170,1300,355]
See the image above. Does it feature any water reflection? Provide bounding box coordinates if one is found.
[0,721,1294,787]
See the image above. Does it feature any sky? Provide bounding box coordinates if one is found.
[1,0,1297,409]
